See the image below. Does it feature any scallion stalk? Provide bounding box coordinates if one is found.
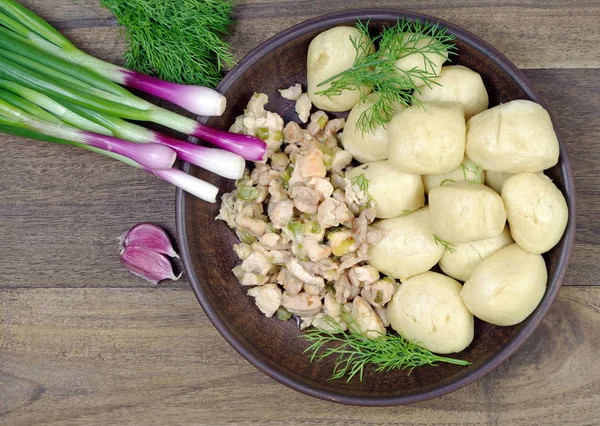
[0,98,176,170]
[0,123,219,202]
[0,87,59,123]
[0,0,226,117]
[61,101,245,180]
[0,52,266,161]
[0,79,112,135]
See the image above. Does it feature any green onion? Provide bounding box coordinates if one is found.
[0,120,219,202]
[0,98,175,170]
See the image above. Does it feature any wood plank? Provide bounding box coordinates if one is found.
[0,69,596,288]
[0,286,598,425]
[227,0,600,69]
[15,1,600,70]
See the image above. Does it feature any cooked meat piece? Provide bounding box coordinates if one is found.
[352,216,368,244]
[331,150,353,173]
[255,186,269,203]
[361,207,376,223]
[308,177,334,200]
[296,148,327,179]
[248,284,283,317]
[277,268,303,296]
[303,238,331,262]
[250,163,270,184]
[295,93,312,123]
[307,110,328,136]
[324,292,343,318]
[289,185,320,214]
[354,265,380,285]
[350,296,386,339]
[233,242,252,260]
[374,306,390,327]
[240,203,262,218]
[241,251,273,276]
[268,199,294,229]
[324,118,345,135]
[366,227,387,245]
[279,83,302,101]
[361,278,396,309]
[282,292,323,317]
[332,189,347,204]
[312,312,347,333]
[241,272,266,286]
[288,259,325,288]
[259,232,280,249]
[283,121,304,144]
[300,259,338,280]
[269,250,292,265]
[236,215,266,237]
[268,180,288,203]
[270,152,290,171]
[303,280,325,296]
[333,253,367,280]
[299,316,315,330]
[330,173,347,190]
[216,191,245,228]
[317,198,354,228]
[334,272,359,304]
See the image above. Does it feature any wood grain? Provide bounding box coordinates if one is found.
[0,287,598,425]
[0,0,598,424]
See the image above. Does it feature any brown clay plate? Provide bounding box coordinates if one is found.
[176,9,576,405]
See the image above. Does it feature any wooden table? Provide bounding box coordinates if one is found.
[0,0,598,424]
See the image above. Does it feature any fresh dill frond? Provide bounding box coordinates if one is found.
[316,19,456,133]
[351,173,370,192]
[440,178,456,186]
[399,209,412,216]
[433,234,456,253]
[301,313,470,381]
[101,0,236,88]
[461,162,485,184]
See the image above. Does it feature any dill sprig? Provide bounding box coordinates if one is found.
[316,19,456,133]
[302,313,470,381]
[433,234,456,253]
[461,162,485,184]
[351,172,370,192]
[101,0,236,88]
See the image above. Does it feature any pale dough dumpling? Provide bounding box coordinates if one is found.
[485,170,547,194]
[307,26,374,112]
[466,100,560,173]
[368,207,444,280]
[439,226,514,282]
[341,93,403,163]
[388,102,466,175]
[393,33,449,87]
[388,271,474,354]
[502,172,568,254]
[461,243,547,326]
[422,155,485,194]
[413,65,489,119]
[429,181,507,243]
[346,161,424,218]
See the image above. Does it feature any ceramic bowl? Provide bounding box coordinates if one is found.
[176,9,576,405]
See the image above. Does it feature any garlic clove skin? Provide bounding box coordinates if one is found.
[119,223,179,258]
[120,245,181,284]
